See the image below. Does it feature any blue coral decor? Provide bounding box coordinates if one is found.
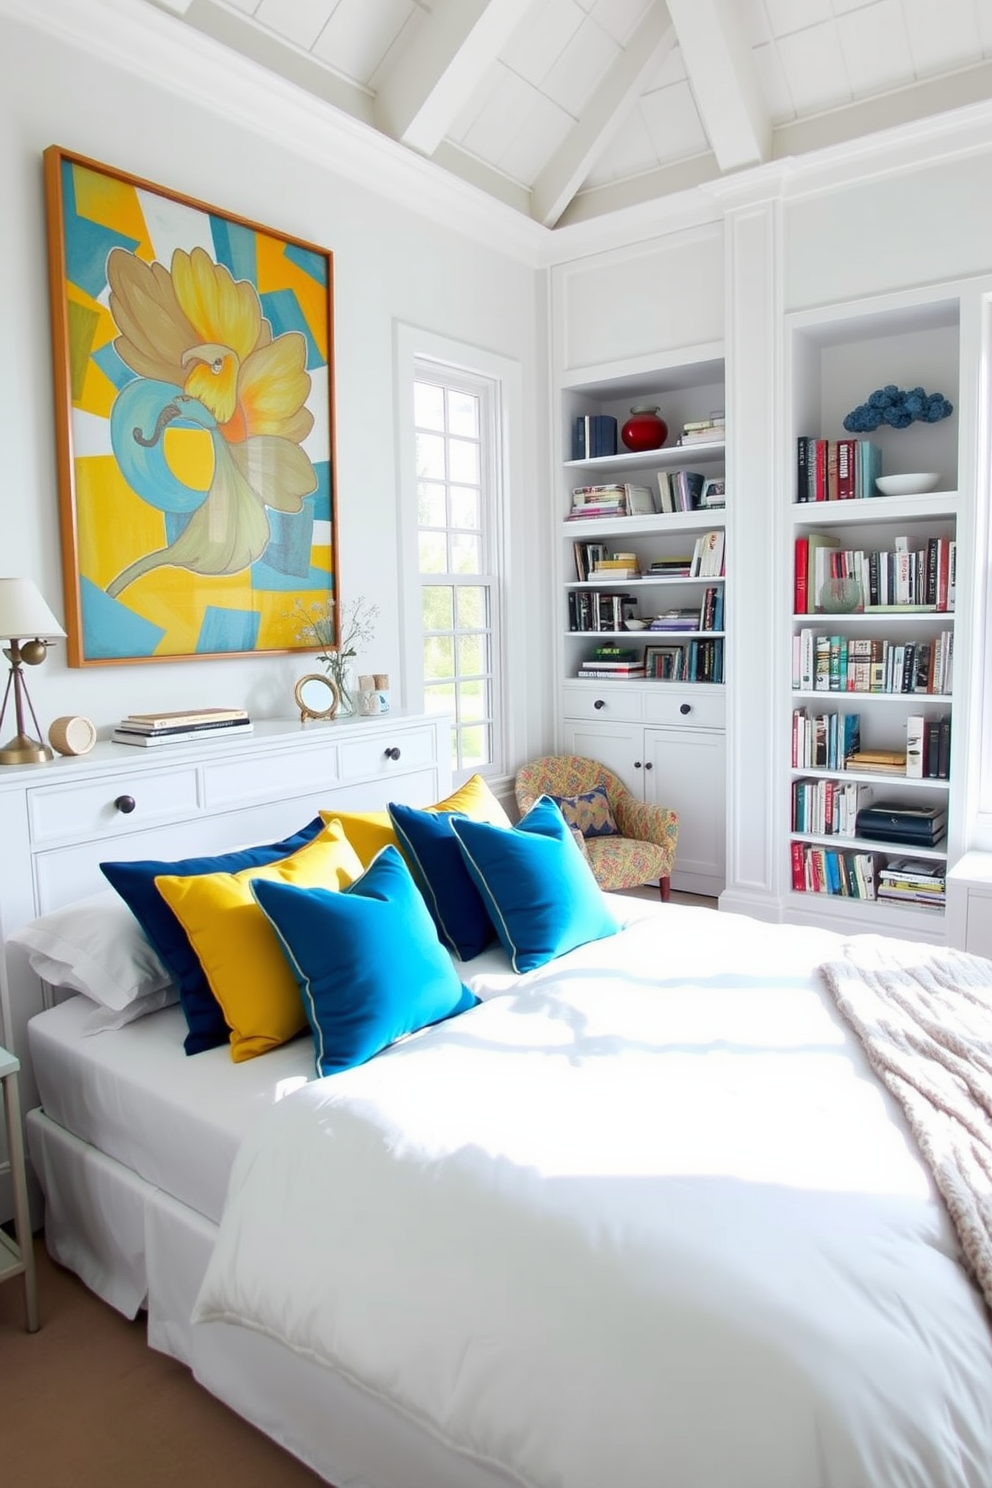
[844,385,953,433]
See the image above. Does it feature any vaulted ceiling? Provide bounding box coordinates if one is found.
[147,0,992,230]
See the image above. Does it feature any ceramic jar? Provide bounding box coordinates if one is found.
[620,405,668,452]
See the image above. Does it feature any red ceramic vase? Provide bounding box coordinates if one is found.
[621,405,668,452]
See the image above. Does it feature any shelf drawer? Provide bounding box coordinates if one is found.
[202,745,342,810]
[562,684,644,724]
[643,688,725,730]
[339,726,437,782]
[26,767,200,845]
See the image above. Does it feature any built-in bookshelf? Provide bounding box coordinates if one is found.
[783,293,966,938]
[555,354,728,896]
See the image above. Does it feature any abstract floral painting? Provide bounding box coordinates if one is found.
[44,147,336,665]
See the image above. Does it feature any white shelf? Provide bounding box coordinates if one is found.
[789,766,949,787]
[563,510,726,536]
[790,491,958,526]
[790,831,947,860]
[565,441,725,473]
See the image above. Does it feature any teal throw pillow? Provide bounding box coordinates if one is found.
[250,846,479,1077]
[387,802,495,961]
[450,796,618,973]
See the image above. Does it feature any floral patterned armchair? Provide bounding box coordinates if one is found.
[514,755,678,901]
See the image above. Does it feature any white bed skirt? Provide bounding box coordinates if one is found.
[26,1106,518,1488]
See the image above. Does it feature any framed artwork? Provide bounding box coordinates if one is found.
[643,644,685,680]
[43,146,337,666]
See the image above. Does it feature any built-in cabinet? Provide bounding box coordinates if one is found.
[780,291,972,941]
[556,356,729,897]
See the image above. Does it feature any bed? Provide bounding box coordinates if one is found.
[5,732,992,1488]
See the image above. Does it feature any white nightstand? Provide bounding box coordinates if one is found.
[0,1045,39,1331]
[946,853,992,959]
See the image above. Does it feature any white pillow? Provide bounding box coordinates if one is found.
[8,890,175,1016]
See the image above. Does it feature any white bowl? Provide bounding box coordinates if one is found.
[874,472,941,497]
[624,618,648,631]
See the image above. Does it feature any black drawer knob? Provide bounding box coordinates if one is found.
[593,699,606,710]
[384,746,401,761]
[114,794,136,814]
[679,703,691,715]
[634,760,642,769]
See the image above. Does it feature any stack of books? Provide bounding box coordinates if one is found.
[854,801,947,848]
[591,553,640,579]
[876,857,946,909]
[649,608,700,632]
[844,748,906,776]
[677,415,725,446]
[112,707,253,748]
[577,646,645,681]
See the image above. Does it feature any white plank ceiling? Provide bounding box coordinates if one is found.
[147,0,992,228]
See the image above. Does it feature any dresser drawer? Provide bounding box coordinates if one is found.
[26,767,200,845]
[203,744,342,810]
[339,726,437,782]
[562,683,644,724]
[643,688,725,730]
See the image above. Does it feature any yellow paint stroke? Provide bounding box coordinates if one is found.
[162,425,214,493]
[255,233,329,364]
[75,456,167,588]
[72,164,154,262]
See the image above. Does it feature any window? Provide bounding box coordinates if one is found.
[413,364,502,778]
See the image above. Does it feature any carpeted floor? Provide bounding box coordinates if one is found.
[0,1236,326,1488]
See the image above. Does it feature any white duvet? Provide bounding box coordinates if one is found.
[193,903,992,1488]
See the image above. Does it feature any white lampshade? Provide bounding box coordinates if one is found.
[0,578,66,641]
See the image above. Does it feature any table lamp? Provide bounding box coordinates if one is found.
[0,578,67,765]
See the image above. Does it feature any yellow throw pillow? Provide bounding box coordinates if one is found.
[154,821,363,1062]
[323,776,510,866]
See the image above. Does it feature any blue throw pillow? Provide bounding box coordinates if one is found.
[450,796,618,973]
[250,846,479,1077]
[100,817,325,1054]
[387,802,495,961]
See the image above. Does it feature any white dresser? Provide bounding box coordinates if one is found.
[0,712,449,1223]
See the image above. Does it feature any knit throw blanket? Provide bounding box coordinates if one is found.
[819,935,992,1312]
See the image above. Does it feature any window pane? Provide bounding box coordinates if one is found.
[458,679,486,719]
[448,438,479,485]
[417,480,447,527]
[459,724,488,769]
[448,390,479,438]
[422,585,453,631]
[424,635,454,677]
[456,586,487,629]
[424,683,455,715]
[418,532,447,574]
[449,486,480,530]
[415,382,445,431]
[451,534,480,574]
[457,633,485,676]
[416,431,446,480]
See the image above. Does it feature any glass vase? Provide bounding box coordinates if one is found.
[328,660,356,717]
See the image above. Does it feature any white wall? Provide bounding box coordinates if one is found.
[0,6,552,775]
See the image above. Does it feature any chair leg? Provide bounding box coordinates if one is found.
[659,875,671,903]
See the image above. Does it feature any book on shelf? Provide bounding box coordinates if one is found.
[115,715,252,737]
[855,801,947,847]
[700,477,725,508]
[677,425,725,445]
[844,748,906,775]
[577,667,646,680]
[572,414,618,460]
[649,556,693,576]
[877,857,947,887]
[795,437,882,501]
[112,721,255,747]
[924,714,951,780]
[649,608,701,631]
[124,707,249,728]
[689,530,725,578]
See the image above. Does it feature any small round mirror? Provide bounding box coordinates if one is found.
[294,673,339,723]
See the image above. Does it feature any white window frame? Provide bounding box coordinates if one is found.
[395,324,515,784]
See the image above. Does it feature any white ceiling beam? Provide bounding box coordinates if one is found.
[531,5,677,230]
[375,0,536,156]
[665,0,769,173]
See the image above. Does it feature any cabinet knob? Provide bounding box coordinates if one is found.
[114,794,136,814]
[634,760,642,770]
[593,698,606,710]
[384,746,401,761]
[679,703,692,715]
[644,761,653,770]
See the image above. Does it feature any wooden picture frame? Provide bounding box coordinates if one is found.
[43,146,338,666]
[643,643,686,680]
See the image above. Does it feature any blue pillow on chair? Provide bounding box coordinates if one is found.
[450,796,619,973]
[251,845,479,1077]
[387,802,495,961]
[100,817,325,1054]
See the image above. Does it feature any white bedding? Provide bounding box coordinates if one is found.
[194,903,992,1488]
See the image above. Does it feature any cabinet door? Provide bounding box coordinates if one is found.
[645,727,726,896]
[561,720,647,801]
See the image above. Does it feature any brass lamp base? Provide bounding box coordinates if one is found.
[0,732,54,766]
